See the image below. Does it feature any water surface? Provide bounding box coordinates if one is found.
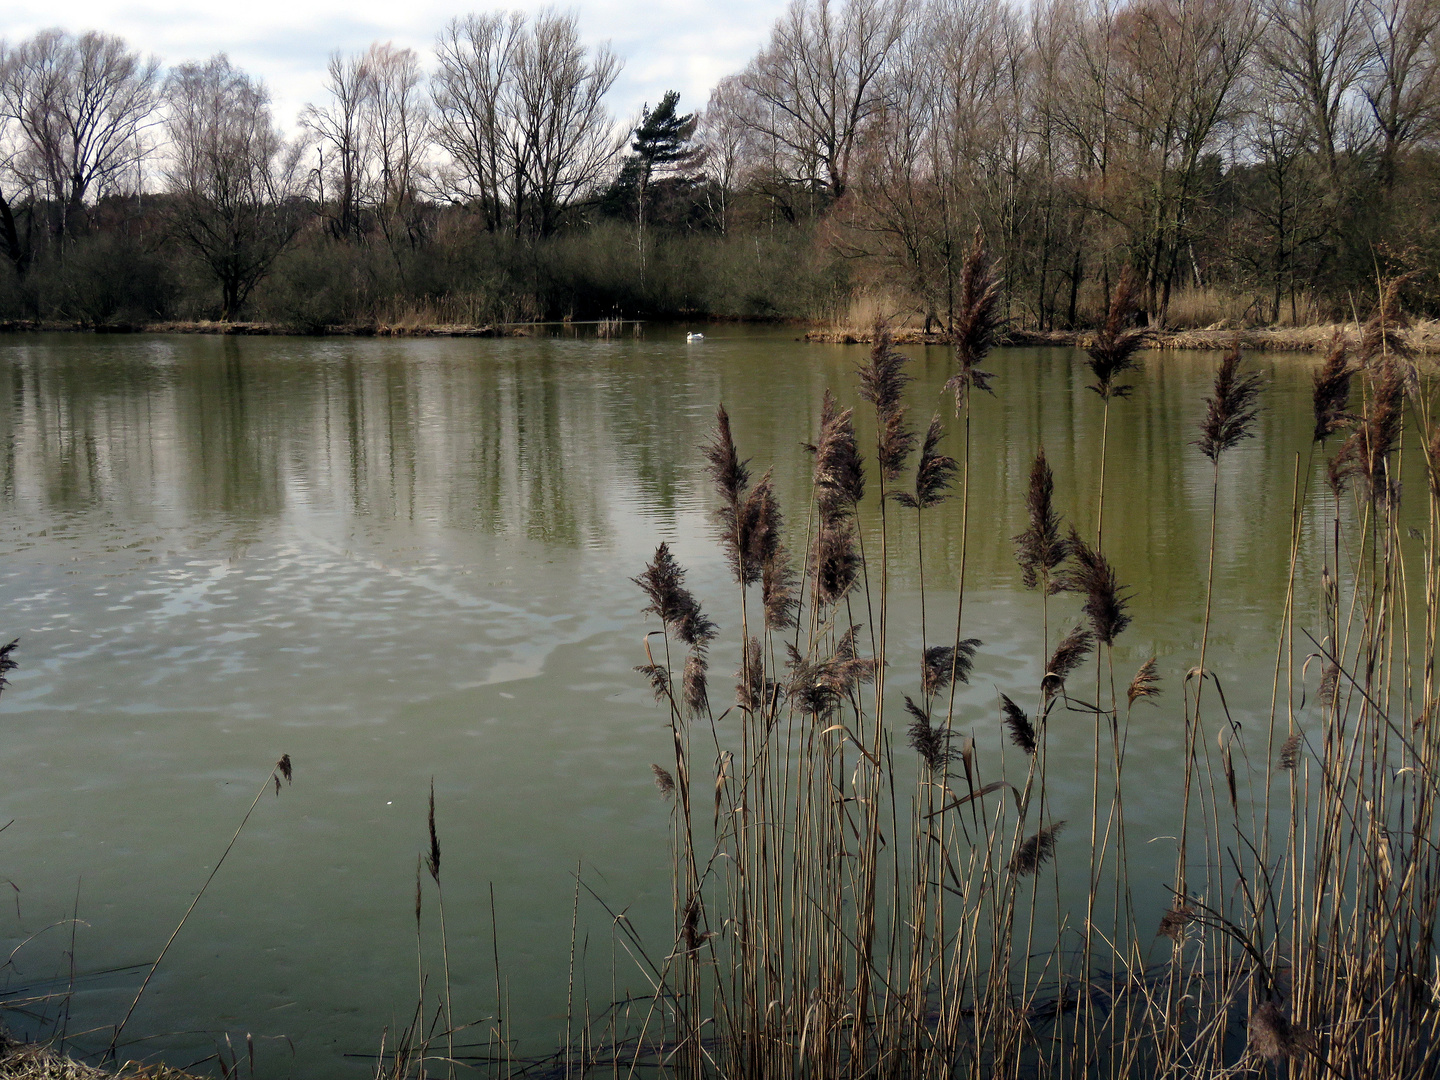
[0,328,1419,1076]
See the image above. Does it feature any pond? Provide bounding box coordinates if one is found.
[0,327,1414,1077]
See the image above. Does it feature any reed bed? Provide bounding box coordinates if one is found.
[375,251,1440,1080]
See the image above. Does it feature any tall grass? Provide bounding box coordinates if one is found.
[362,260,1440,1080]
[598,259,1440,1079]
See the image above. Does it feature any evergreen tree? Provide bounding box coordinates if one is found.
[627,92,698,261]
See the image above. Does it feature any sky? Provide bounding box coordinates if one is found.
[3,0,785,133]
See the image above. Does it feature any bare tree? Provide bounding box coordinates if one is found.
[698,76,755,233]
[1259,0,1376,182]
[163,55,306,319]
[738,0,909,200]
[508,10,622,237]
[364,43,430,224]
[1362,0,1440,186]
[431,13,523,232]
[432,11,619,237]
[301,52,372,241]
[0,29,159,237]
[0,54,34,274]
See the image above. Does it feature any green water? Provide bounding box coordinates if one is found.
[0,328,1420,1076]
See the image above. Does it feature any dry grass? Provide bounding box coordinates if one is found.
[581,270,1440,1079]
[0,1035,200,1080]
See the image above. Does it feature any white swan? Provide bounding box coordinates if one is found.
[686,331,704,343]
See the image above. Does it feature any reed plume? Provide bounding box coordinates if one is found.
[426,780,441,882]
[1042,624,1093,700]
[858,328,915,481]
[0,638,17,698]
[1278,732,1300,770]
[633,543,717,650]
[730,470,784,587]
[1084,268,1149,400]
[786,647,844,719]
[895,415,959,510]
[706,405,766,585]
[682,654,709,718]
[1319,659,1340,701]
[681,895,708,953]
[703,403,749,505]
[944,230,1001,410]
[1156,902,1194,940]
[651,764,676,798]
[1058,529,1131,646]
[761,542,797,631]
[1359,275,1412,366]
[1013,447,1070,589]
[811,517,860,608]
[1247,1001,1301,1064]
[905,696,951,770]
[833,625,879,691]
[1011,822,1065,875]
[635,663,671,702]
[1332,355,1406,503]
[273,752,293,796]
[736,636,770,712]
[742,469,796,632]
[1196,346,1263,461]
[1000,694,1037,755]
[923,639,980,697]
[812,391,866,514]
[1312,334,1355,442]
[1126,657,1160,707]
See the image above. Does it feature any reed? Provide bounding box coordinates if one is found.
[107,757,293,1063]
[347,278,1440,1080]
[590,282,1440,1080]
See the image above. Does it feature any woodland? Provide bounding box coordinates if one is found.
[0,0,1437,329]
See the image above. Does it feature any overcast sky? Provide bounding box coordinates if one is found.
[4,1,784,133]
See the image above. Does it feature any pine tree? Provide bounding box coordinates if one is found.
[628,91,698,269]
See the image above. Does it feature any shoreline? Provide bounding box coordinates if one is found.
[807,322,1440,353]
[4,318,1440,354]
[0,319,549,338]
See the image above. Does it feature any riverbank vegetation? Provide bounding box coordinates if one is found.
[2,0,1440,330]
[538,252,1440,1077]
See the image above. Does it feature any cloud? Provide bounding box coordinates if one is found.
[4,0,784,130]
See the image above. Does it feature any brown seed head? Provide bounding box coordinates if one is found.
[633,543,717,651]
[1156,902,1194,940]
[1332,357,1406,504]
[1013,447,1070,589]
[1196,345,1263,461]
[1312,334,1355,443]
[945,229,1002,409]
[682,653,709,719]
[923,639,981,697]
[904,696,951,770]
[895,414,958,511]
[858,329,915,482]
[1001,694,1037,755]
[1278,732,1300,770]
[1248,1001,1298,1064]
[0,639,17,698]
[810,516,860,609]
[1010,822,1065,875]
[812,393,865,516]
[1043,625,1094,700]
[1084,268,1149,400]
[1057,529,1131,646]
[426,779,441,882]
[1127,657,1160,707]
